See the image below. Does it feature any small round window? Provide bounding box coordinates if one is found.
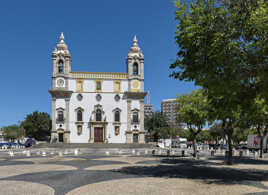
[96,94,102,101]
[114,94,120,102]
[77,94,83,101]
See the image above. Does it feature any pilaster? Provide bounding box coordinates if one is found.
[50,98,57,143]
[139,99,145,143]
[65,98,70,143]
[89,125,94,143]
[127,99,131,131]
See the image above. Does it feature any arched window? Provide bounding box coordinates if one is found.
[115,111,120,122]
[96,109,102,121]
[133,63,138,75]
[133,112,139,123]
[77,110,83,121]
[77,125,82,135]
[57,111,64,121]
[58,60,64,73]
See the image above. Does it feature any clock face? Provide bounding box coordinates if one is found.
[132,80,139,89]
[57,79,64,87]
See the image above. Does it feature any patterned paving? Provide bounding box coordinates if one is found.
[0,154,267,195]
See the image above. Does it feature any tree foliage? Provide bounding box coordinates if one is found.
[2,124,24,141]
[171,0,268,164]
[145,111,176,141]
[177,89,209,156]
[21,111,51,141]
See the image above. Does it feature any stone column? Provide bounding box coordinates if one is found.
[89,124,94,143]
[127,100,131,131]
[104,124,108,143]
[126,99,132,143]
[139,99,145,143]
[50,97,57,143]
[64,98,70,143]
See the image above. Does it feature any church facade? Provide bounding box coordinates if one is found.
[49,33,147,143]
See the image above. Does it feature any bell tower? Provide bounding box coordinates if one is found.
[126,36,144,92]
[125,36,147,144]
[49,32,73,143]
[52,32,71,89]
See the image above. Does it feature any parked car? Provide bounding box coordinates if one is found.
[0,143,9,149]
[24,139,36,148]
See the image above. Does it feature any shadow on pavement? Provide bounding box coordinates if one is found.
[115,157,268,190]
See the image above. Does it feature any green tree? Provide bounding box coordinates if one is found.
[145,111,169,141]
[177,89,209,157]
[242,97,268,158]
[170,0,267,165]
[21,111,51,141]
[209,123,225,143]
[2,124,24,141]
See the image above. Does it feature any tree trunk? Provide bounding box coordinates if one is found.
[227,132,233,165]
[193,137,197,157]
[260,135,263,158]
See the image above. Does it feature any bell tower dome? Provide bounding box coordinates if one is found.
[126,35,144,92]
[52,32,71,89]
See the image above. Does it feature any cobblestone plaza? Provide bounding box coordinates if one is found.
[0,148,268,195]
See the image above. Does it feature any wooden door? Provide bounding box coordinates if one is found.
[58,133,64,142]
[133,133,139,143]
[94,127,103,142]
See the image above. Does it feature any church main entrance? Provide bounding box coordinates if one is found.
[133,133,139,143]
[58,133,64,142]
[94,127,103,142]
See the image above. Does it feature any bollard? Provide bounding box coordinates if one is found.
[145,150,148,155]
[58,151,63,157]
[211,150,214,156]
[167,150,170,156]
[74,149,79,156]
[239,151,243,158]
[137,151,140,156]
[105,151,110,156]
[181,150,185,157]
[132,149,135,155]
[42,151,46,157]
[26,151,31,157]
[9,151,14,157]
[196,152,200,160]
[225,151,229,158]
[171,150,175,156]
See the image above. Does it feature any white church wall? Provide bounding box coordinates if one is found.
[68,87,128,143]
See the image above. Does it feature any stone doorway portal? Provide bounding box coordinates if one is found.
[133,133,139,143]
[94,127,103,142]
[58,133,64,142]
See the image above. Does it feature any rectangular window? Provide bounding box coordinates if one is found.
[115,126,120,136]
[133,112,139,123]
[114,80,121,92]
[76,80,84,92]
[95,80,102,92]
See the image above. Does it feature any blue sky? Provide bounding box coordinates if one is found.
[0,0,197,127]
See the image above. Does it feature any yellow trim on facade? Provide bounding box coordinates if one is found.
[70,72,128,80]
[76,79,84,92]
[95,79,103,93]
[130,89,140,92]
[113,80,121,93]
